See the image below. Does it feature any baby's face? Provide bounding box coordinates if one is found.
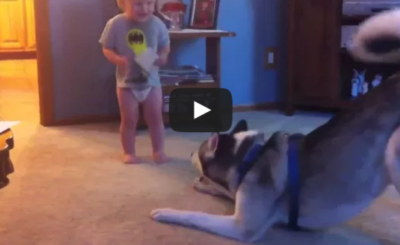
[125,0,156,22]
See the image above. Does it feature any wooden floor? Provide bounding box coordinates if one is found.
[0,59,40,123]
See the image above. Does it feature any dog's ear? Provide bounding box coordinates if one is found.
[204,133,220,160]
[207,133,219,152]
[230,120,248,135]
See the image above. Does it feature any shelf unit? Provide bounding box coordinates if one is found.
[137,29,236,127]
[285,0,398,115]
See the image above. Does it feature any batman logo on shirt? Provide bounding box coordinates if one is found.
[126,29,147,56]
[128,32,144,44]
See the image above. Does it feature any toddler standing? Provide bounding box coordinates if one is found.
[100,0,170,164]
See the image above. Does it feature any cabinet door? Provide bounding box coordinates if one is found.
[24,0,36,50]
[289,0,341,102]
[0,0,25,50]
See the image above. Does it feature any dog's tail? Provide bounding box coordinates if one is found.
[349,8,400,63]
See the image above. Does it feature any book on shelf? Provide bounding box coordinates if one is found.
[160,66,215,86]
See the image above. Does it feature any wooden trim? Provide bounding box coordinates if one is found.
[0,51,36,60]
[34,0,55,126]
[52,115,121,126]
[50,102,281,126]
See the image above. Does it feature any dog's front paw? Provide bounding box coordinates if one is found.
[193,177,220,196]
[193,177,206,191]
[150,208,181,223]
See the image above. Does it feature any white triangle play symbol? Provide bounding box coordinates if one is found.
[194,101,211,119]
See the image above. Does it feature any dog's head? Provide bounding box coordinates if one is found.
[190,120,266,190]
[191,120,292,193]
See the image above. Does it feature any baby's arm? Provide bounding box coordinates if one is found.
[155,19,171,66]
[99,18,127,67]
[156,45,170,66]
[103,48,127,67]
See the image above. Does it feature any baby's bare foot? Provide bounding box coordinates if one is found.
[153,152,170,164]
[123,154,142,164]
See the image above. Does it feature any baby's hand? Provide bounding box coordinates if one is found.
[116,56,130,76]
[154,56,168,66]
[116,56,129,69]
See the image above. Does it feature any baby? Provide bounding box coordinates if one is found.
[100,0,170,164]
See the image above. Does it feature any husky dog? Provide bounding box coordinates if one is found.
[150,9,400,243]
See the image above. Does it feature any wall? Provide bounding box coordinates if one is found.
[48,0,286,120]
[49,0,120,120]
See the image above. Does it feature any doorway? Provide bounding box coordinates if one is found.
[0,0,39,123]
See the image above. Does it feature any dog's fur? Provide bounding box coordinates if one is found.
[150,9,400,243]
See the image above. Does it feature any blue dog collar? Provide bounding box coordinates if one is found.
[236,140,301,231]
[237,143,263,186]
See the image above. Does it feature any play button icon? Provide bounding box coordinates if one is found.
[168,88,233,132]
[194,101,211,119]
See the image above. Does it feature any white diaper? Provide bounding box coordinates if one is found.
[130,87,152,103]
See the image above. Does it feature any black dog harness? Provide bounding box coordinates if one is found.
[236,140,301,230]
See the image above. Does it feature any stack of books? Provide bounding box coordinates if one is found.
[160,66,215,86]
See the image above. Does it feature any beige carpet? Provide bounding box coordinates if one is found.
[0,111,399,245]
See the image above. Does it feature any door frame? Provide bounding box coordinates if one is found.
[34,0,55,126]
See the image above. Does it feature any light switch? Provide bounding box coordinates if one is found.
[265,47,277,70]
[268,52,274,64]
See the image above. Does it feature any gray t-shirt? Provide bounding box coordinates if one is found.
[99,14,170,90]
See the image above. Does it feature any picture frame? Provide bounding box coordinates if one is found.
[188,0,220,29]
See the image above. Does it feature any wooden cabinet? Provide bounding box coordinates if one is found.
[286,0,344,115]
[0,0,36,52]
[24,0,36,50]
[0,0,25,50]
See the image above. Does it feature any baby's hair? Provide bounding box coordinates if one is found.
[116,0,125,12]
[116,0,159,13]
